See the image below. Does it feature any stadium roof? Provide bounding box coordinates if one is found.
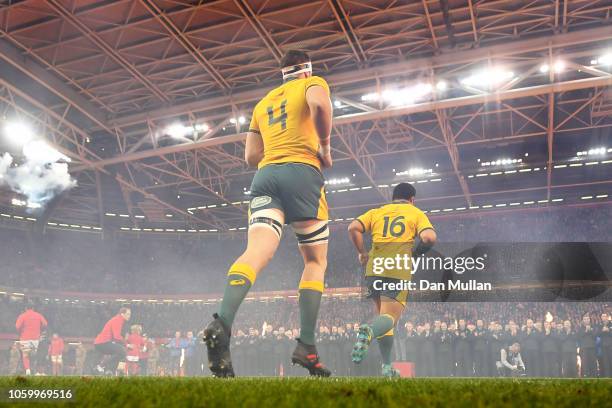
[0,0,610,234]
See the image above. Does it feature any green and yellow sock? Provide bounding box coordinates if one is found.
[371,314,394,338]
[377,328,394,365]
[298,280,324,345]
[218,263,256,328]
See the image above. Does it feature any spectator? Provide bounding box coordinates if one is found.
[540,321,560,377]
[166,331,185,376]
[125,324,145,376]
[578,314,597,377]
[48,333,64,376]
[183,331,198,376]
[598,312,612,377]
[559,320,578,377]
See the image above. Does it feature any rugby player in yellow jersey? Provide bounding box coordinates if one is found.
[203,50,333,377]
[347,183,437,377]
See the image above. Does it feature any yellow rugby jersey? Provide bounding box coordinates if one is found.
[357,202,434,279]
[249,76,330,170]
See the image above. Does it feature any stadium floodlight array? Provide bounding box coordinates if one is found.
[360,82,434,106]
[577,147,607,156]
[164,122,210,139]
[229,116,246,125]
[11,198,26,207]
[395,168,433,177]
[164,123,192,139]
[325,177,351,185]
[460,67,514,89]
[194,123,210,132]
[592,53,612,65]
[539,60,565,74]
[479,158,523,167]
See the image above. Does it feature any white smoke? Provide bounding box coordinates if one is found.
[0,152,12,176]
[0,140,77,209]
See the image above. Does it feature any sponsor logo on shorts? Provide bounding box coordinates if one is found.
[250,196,272,209]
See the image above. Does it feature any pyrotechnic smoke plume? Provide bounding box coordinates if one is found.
[0,140,77,209]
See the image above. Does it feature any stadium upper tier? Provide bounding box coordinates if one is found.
[0,205,609,295]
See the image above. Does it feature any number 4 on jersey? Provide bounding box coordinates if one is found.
[267,99,288,130]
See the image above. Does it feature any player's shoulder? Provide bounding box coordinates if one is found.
[253,97,266,114]
[409,203,426,215]
[305,75,329,89]
[259,81,287,101]
[361,204,387,219]
[309,75,328,83]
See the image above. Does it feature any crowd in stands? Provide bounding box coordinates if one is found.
[1,298,611,377]
[0,206,610,294]
[0,205,610,377]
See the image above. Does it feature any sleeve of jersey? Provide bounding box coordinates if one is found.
[356,210,373,232]
[249,108,260,134]
[305,76,330,96]
[416,210,434,235]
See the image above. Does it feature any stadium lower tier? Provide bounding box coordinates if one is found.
[1,298,611,378]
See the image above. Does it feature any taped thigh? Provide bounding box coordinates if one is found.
[249,208,284,239]
[292,220,329,246]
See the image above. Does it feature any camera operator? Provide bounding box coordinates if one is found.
[496,342,526,377]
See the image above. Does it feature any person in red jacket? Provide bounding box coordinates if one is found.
[125,325,144,376]
[48,333,65,376]
[91,307,131,375]
[15,303,48,376]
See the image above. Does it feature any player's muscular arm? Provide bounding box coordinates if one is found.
[415,229,437,256]
[348,220,368,265]
[245,131,264,167]
[306,85,333,168]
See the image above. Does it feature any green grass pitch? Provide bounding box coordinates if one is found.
[1,377,611,407]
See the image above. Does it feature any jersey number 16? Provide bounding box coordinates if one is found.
[382,216,406,238]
